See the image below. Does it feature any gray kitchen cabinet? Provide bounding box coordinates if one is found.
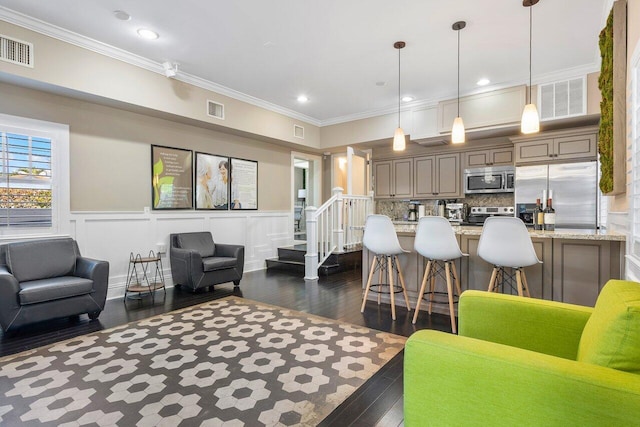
[512,128,597,165]
[463,146,514,168]
[373,159,413,199]
[459,235,552,300]
[413,153,461,199]
[552,239,622,307]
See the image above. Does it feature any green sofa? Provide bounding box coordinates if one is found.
[404,280,640,426]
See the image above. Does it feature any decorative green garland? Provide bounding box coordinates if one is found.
[598,10,614,194]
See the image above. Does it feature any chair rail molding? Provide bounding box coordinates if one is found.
[70,210,290,299]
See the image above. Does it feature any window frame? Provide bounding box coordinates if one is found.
[628,46,640,281]
[0,113,70,239]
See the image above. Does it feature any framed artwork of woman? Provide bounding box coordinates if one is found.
[195,152,229,210]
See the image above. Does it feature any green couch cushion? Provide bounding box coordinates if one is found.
[577,280,640,374]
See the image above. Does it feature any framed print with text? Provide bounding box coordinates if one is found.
[230,157,258,210]
[151,145,193,210]
[195,152,230,210]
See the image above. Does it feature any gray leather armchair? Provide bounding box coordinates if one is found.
[0,237,109,332]
[169,232,244,292]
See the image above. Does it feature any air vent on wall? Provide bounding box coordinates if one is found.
[207,100,225,120]
[0,34,33,68]
[294,124,304,139]
[538,77,585,121]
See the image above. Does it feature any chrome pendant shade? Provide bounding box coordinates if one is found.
[451,21,466,144]
[392,41,406,151]
[521,0,540,134]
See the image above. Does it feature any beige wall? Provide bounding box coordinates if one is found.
[0,20,321,150]
[0,82,291,211]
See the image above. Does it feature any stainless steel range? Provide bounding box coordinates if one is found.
[466,206,515,225]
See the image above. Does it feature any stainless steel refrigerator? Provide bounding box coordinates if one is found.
[515,161,598,229]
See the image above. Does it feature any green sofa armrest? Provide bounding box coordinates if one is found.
[404,330,640,427]
[459,290,593,359]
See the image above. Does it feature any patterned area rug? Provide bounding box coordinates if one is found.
[0,297,406,426]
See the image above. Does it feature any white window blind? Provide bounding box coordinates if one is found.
[0,131,52,227]
[0,114,69,238]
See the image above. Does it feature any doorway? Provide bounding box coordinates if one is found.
[292,152,322,243]
[331,147,371,195]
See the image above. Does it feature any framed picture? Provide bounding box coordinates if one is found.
[230,157,258,210]
[195,152,230,210]
[151,145,193,210]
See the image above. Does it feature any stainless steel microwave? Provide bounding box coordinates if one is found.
[464,166,515,194]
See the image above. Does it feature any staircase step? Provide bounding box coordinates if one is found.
[277,247,307,263]
[265,258,305,273]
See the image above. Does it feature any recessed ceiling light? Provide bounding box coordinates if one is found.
[402,96,414,102]
[297,95,309,103]
[477,78,490,86]
[113,10,131,21]
[137,28,159,40]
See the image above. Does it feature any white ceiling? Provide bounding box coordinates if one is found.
[0,0,610,126]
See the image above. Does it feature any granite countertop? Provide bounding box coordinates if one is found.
[392,221,626,241]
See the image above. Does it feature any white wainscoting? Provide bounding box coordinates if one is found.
[70,210,292,300]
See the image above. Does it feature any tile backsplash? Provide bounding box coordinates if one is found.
[377,193,514,221]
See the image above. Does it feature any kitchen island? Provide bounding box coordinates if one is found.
[362,221,625,315]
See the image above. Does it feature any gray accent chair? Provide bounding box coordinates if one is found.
[169,232,244,292]
[0,237,109,332]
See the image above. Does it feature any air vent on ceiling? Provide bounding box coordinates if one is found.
[0,34,34,68]
[294,124,304,139]
[207,100,225,120]
[538,77,585,121]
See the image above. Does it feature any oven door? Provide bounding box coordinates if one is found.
[464,172,505,194]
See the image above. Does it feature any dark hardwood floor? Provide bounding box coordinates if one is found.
[0,268,452,427]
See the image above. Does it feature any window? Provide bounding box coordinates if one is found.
[0,114,69,238]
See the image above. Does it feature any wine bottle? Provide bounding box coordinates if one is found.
[544,198,556,231]
[533,198,543,230]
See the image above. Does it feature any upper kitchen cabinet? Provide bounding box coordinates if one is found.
[414,153,461,199]
[463,146,514,169]
[511,126,598,165]
[373,159,413,199]
[438,86,525,134]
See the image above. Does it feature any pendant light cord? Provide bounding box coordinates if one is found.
[457,28,460,117]
[398,47,401,128]
[528,4,532,104]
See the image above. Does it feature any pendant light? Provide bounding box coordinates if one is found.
[521,0,540,134]
[393,41,406,151]
[451,21,466,144]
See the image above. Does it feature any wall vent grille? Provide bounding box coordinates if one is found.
[0,34,33,67]
[539,77,585,121]
[294,124,304,139]
[207,100,225,120]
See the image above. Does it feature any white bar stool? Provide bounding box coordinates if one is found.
[477,216,542,297]
[412,216,467,333]
[361,215,411,320]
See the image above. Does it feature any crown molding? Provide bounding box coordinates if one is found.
[0,7,322,127]
[0,6,600,131]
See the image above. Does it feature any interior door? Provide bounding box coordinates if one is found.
[346,147,370,195]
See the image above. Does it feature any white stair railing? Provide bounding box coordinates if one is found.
[304,187,373,280]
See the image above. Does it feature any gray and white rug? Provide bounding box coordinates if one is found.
[0,296,406,426]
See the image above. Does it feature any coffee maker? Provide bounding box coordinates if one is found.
[445,203,468,223]
[408,203,418,221]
